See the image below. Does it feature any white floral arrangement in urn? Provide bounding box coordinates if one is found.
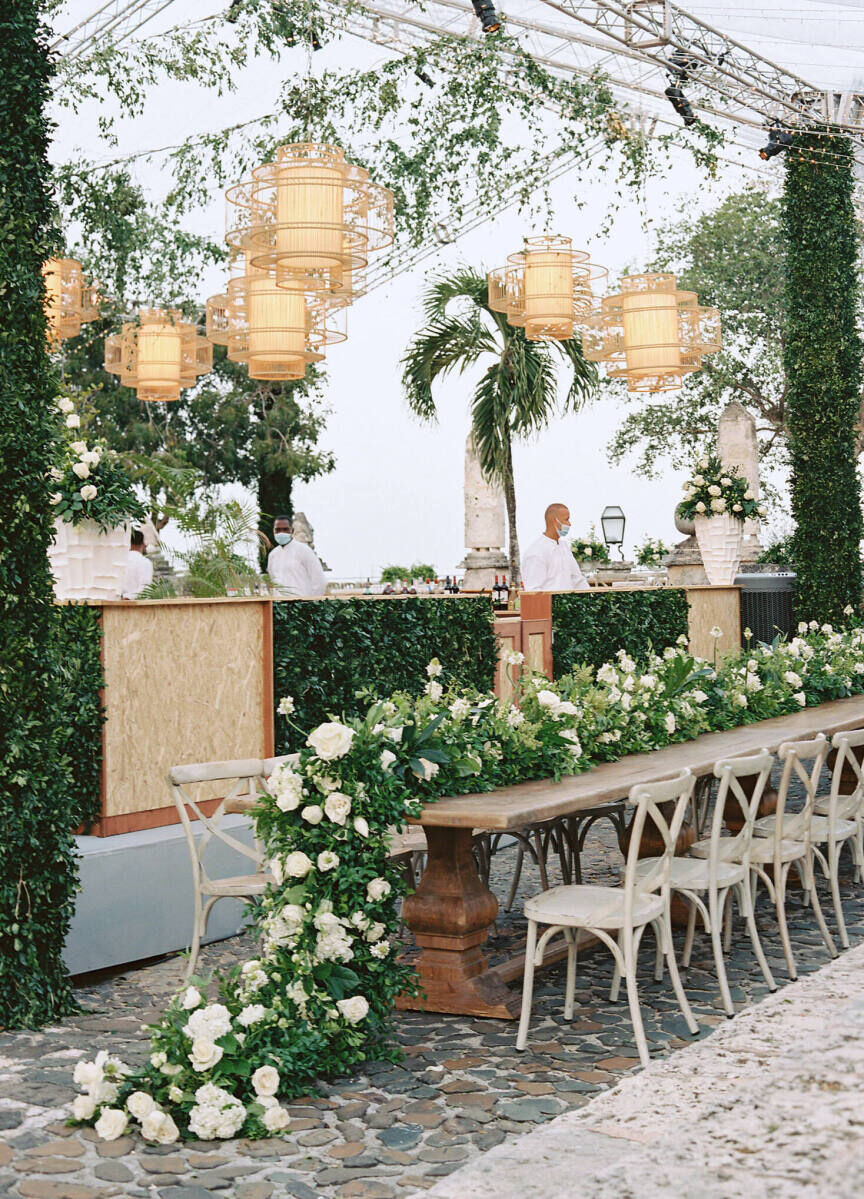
[677,452,766,585]
[50,397,144,531]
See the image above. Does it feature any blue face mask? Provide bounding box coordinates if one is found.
[274,532,293,546]
[558,523,571,538]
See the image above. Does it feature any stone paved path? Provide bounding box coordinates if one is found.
[2,806,862,1199]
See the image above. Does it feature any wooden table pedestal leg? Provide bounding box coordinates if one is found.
[396,825,521,1018]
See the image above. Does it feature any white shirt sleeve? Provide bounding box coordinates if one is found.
[521,543,548,591]
[568,555,590,591]
[298,543,327,597]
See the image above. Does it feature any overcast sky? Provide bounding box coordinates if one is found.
[49,0,864,578]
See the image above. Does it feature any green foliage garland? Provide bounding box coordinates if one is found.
[783,133,863,623]
[551,590,690,677]
[0,0,82,1026]
[272,598,497,749]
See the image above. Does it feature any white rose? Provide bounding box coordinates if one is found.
[70,440,87,454]
[301,804,323,824]
[353,816,369,838]
[536,689,561,710]
[126,1091,158,1119]
[692,474,705,486]
[150,1052,167,1068]
[189,1039,224,1072]
[707,484,721,496]
[720,476,732,486]
[237,1004,268,1027]
[367,877,391,902]
[141,1109,180,1144]
[698,457,710,470]
[65,413,81,428]
[317,850,339,872]
[583,546,592,556]
[72,461,90,479]
[337,996,370,1024]
[50,491,62,504]
[263,1104,291,1132]
[324,792,352,825]
[94,1109,128,1141]
[709,497,726,513]
[58,397,75,413]
[252,1065,280,1097]
[72,1094,96,1121]
[380,749,396,772]
[784,671,803,689]
[307,721,355,760]
[284,851,313,878]
[181,986,202,1010]
[426,658,443,677]
[386,726,403,742]
[413,758,439,782]
[695,501,706,513]
[365,922,385,942]
[185,1003,232,1041]
[82,450,101,466]
[73,1058,103,1090]
[80,484,97,501]
[794,691,806,707]
[168,1085,183,1103]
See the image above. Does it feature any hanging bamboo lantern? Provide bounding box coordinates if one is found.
[582,272,721,392]
[487,236,607,341]
[104,308,212,402]
[226,143,393,303]
[43,257,99,343]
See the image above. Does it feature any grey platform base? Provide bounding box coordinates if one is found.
[65,816,257,976]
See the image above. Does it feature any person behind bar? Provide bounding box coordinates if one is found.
[122,528,153,598]
[266,514,327,597]
[521,503,589,592]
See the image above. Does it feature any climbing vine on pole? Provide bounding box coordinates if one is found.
[783,130,863,623]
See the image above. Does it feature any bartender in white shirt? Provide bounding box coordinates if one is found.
[121,528,154,598]
[266,515,327,597]
[521,503,590,592]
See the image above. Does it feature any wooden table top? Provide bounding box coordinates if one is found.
[414,695,864,831]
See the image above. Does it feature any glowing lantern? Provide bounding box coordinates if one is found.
[487,236,607,341]
[43,257,99,343]
[583,272,721,392]
[104,308,212,402]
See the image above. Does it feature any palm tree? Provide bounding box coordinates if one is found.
[401,267,597,585]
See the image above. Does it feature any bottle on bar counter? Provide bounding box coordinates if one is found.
[499,574,509,608]
[492,575,501,609]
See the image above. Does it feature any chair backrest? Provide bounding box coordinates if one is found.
[826,728,864,825]
[168,758,271,889]
[773,734,828,849]
[709,750,775,882]
[624,769,694,921]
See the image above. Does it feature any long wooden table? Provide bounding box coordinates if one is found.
[399,695,864,1018]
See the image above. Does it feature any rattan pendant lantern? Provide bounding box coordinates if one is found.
[43,257,99,343]
[487,236,607,342]
[582,272,721,392]
[104,308,212,402]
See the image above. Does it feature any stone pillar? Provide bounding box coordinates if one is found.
[292,510,329,571]
[460,433,508,591]
[717,401,763,562]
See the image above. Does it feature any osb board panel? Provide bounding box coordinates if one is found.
[687,586,740,661]
[493,620,520,702]
[101,602,267,818]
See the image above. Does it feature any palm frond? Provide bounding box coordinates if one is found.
[420,267,490,323]
[401,314,497,421]
[547,336,600,411]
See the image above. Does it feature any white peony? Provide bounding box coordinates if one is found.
[317,850,339,872]
[141,1109,179,1144]
[94,1109,128,1141]
[353,816,369,838]
[734,693,748,708]
[284,851,313,878]
[80,484,97,501]
[150,1052,167,1068]
[181,986,202,1010]
[324,792,352,825]
[237,1004,268,1027]
[301,804,323,824]
[72,461,90,479]
[367,877,391,902]
[337,995,370,1024]
[426,658,443,677]
[185,1003,232,1042]
[252,1065,280,1097]
[307,721,355,760]
[263,1104,291,1132]
[72,1094,96,1121]
[189,1039,224,1072]
[127,1091,158,1119]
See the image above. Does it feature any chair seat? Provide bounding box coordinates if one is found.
[388,828,428,857]
[524,883,664,931]
[203,872,274,897]
[637,855,744,891]
[814,796,861,822]
[690,836,805,864]
[753,814,858,843]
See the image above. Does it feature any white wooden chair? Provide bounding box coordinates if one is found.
[669,751,778,1013]
[169,757,288,981]
[516,769,699,1067]
[704,735,836,980]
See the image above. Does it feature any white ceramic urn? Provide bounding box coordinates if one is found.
[693,513,744,586]
[48,518,129,601]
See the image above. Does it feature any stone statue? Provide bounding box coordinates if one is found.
[460,433,508,591]
[291,510,330,571]
[717,401,763,561]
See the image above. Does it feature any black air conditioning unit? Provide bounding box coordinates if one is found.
[735,572,795,645]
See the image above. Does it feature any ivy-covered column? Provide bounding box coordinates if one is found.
[0,2,80,1025]
[783,130,863,623]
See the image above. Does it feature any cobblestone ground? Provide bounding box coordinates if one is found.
[1,782,861,1199]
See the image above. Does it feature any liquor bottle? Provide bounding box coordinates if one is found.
[499,575,509,607]
[492,575,500,609]
[444,574,451,593]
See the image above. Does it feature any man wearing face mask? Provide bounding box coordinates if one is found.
[266,515,327,597]
[521,503,590,592]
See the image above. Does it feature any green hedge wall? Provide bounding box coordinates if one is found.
[55,605,104,832]
[552,589,690,676]
[273,597,497,751]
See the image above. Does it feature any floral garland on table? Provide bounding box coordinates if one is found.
[677,452,766,523]
[70,622,864,1143]
[634,537,670,568]
[51,397,144,531]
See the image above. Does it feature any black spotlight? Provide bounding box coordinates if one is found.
[472,0,500,33]
[665,83,696,127]
[310,28,322,50]
[759,128,793,160]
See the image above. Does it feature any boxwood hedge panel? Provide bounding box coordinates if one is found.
[55,605,104,832]
[273,597,497,751]
[552,589,690,676]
